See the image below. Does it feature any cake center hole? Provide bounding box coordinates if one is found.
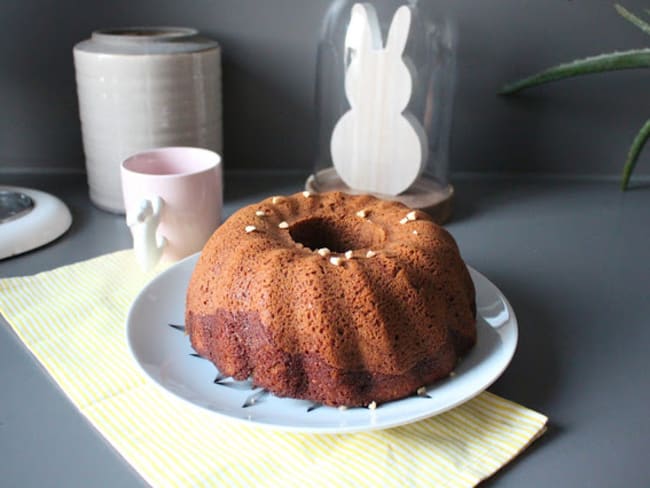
[289,217,384,253]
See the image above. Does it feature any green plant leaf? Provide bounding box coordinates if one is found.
[615,4,650,36]
[621,118,650,190]
[499,49,650,95]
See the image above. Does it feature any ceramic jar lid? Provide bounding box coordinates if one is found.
[74,27,219,55]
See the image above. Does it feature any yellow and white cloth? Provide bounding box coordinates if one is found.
[0,250,547,487]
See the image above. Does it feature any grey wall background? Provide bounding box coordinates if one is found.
[0,0,648,179]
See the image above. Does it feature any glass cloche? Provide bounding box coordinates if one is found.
[306,0,457,222]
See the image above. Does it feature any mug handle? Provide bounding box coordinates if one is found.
[126,196,167,271]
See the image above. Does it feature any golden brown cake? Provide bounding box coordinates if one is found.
[185,191,476,407]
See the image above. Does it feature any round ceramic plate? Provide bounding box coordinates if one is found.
[126,254,518,434]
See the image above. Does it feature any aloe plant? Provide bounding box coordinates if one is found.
[500,4,650,190]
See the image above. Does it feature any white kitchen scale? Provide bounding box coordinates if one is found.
[0,186,72,260]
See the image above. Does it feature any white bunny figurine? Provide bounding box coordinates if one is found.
[126,196,167,271]
[330,3,428,196]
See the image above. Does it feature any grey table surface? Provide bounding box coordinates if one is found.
[1,173,649,487]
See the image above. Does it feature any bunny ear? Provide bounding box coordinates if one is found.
[386,5,411,54]
[346,3,382,53]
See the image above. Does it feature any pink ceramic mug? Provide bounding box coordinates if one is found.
[121,147,222,270]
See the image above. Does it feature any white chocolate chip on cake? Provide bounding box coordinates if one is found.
[302,191,312,198]
[271,196,282,204]
[399,217,408,225]
[344,250,353,259]
[329,256,343,266]
[255,210,266,217]
[412,230,418,235]
[244,225,257,233]
[417,386,427,396]
[366,250,376,258]
[406,211,417,221]
[368,401,377,410]
[278,221,289,229]
[356,209,367,218]
[317,248,331,257]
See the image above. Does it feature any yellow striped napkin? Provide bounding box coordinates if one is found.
[0,250,546,487]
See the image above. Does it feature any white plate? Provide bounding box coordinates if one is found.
[126,254,518,434]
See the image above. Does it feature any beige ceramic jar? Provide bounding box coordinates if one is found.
[73,27,222,213]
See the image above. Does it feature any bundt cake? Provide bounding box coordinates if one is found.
[185,191,476,407]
